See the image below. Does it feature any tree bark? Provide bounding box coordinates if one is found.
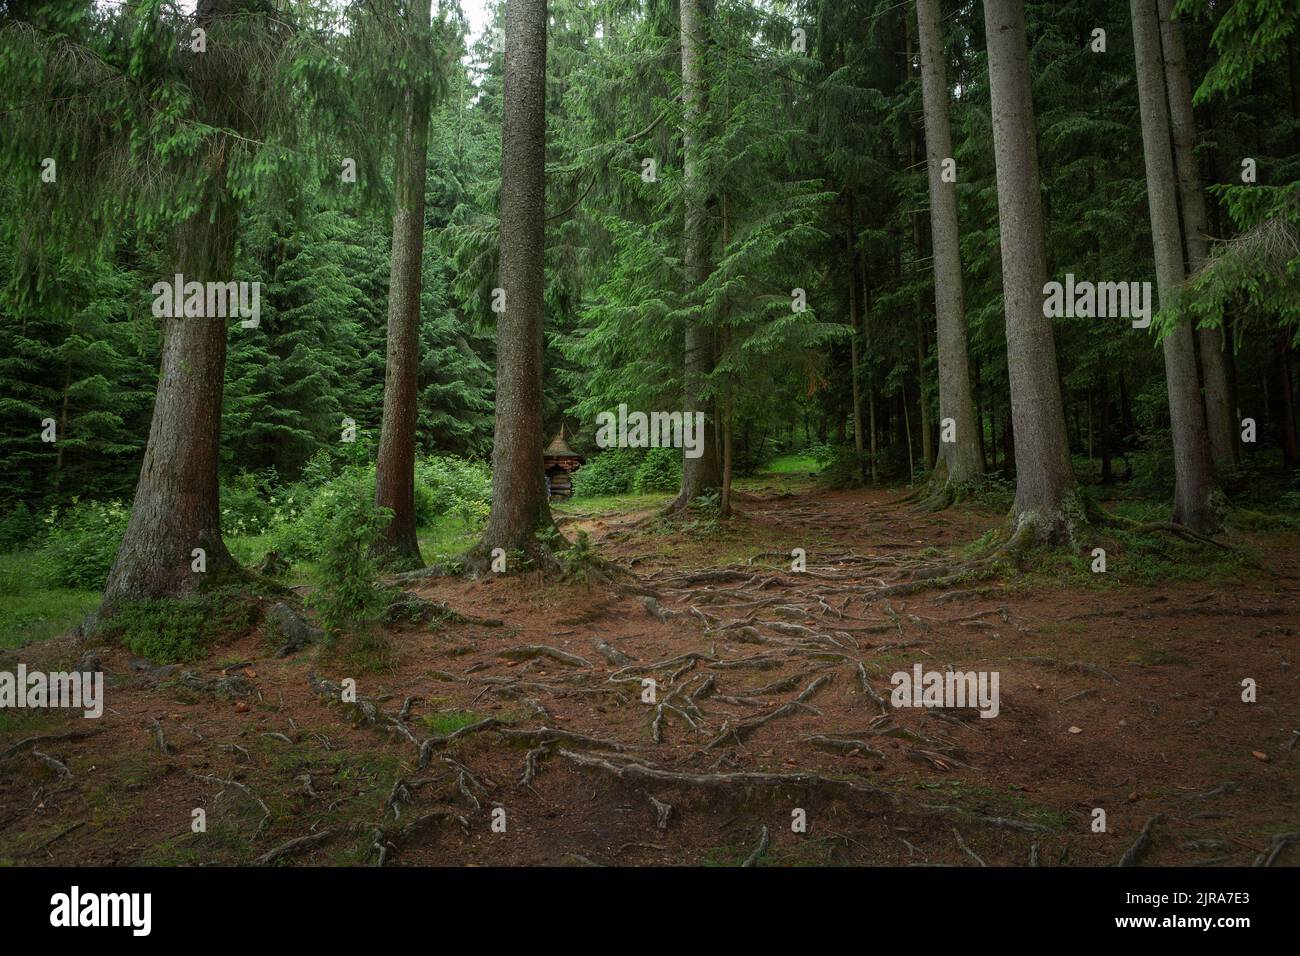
[983,0,1076,542]
[1156,0,1236,469]
[670,0,721,511]
[102,204,239,609]
[916,0,983,491]
[1100,370,1114,485]
[846,205,865,478]
[478,0,554,555]
[373,0,434,567]
[1132,0,1221,533]
[904,14,934,475]
[861,241,879,482]
[1277,339,1299,469]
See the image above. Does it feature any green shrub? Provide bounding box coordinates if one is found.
[572,448,640,497]
[415,455,491,527]
[39,499,130,590]
[304,472,393,634]
[271,467,374,563]
[803,443,839,467]
[300,448,336,487]
[220,470,277,537]
[632,447,682,494]
[0,503,41,553]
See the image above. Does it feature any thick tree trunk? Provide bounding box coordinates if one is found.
[670,0,721,511]
[373,0,433,567]
[983,0,1076,542]
[915,322,933,470]
[1278,339,1299,469]
[1100,371,1114,485]
[102,205,239,609]
[904,19,934,474]
[846,209,865,477]
[916,0,983,491]
[862,245,879,482]
[1132,0,1221,533]
[721,403,733,517]
[479,0,554,554]
[1156,0,1236,469]
[901,381,915,482]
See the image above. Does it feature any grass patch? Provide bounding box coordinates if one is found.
[761,454,820,475]
[417,514,483,564]
[0,551,100,650]
[420,709,486,736]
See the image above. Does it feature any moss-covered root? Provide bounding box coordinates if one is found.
[1088,494,1245,556]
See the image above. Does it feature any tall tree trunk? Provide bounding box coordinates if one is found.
[1277,339,1299,469]
[1156,0,1236,469]
[1100,371,1114,485]
[861,242,879,482]
[479,0,554,555]
[100,0,246,611]
[901,381,915,482]
[670,0,721,511]
[983,0,1076,542]
[1132,0,1221,533]
[720,193,734,517]
[915,322,933,469]
[904,17,934,474]
[373,0,433,567]
[847,206,865,478]
[916,0,983,491]
[721,400,734,517]
[102,204,239,609]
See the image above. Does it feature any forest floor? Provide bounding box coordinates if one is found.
[2,471,1299,867]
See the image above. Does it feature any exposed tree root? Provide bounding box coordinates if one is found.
[704,674,830,750]
[191,772,272,837]
[594,639,635,666]
[1254,831,1300,867]
[499,645,591,668]
[804,734,885,759]
[952,827,987,866]
[254,829,335,866]
[1117,814,1163,867]
[648,794,674,830]
[150,718,170,755]
[742,825,770,867]
[558,749,894,800]
[0,730,101,762]
[31,750,72,780]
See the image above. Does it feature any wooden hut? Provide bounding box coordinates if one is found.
[543,426,585,499]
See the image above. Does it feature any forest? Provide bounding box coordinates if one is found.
[0,0,1297,878]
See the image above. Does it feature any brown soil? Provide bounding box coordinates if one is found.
[2,486,1298,867]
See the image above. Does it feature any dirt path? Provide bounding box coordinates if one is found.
[2,487,1298,867]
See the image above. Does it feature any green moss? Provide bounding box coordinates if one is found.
[97,589,259,663]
